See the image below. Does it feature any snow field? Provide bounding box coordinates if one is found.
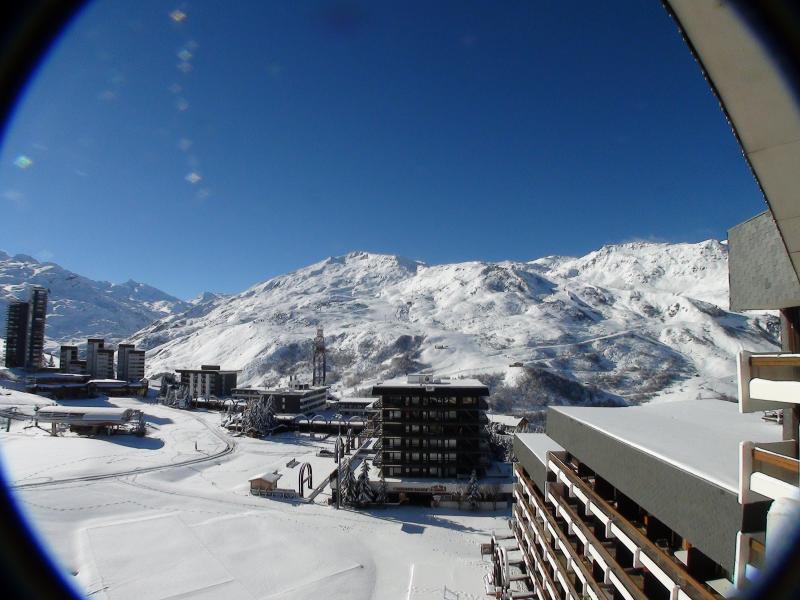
[2,395,507,599]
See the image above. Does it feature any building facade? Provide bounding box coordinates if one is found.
[488,398,787,600]
[95,347,116,379]
[86,338,105,377]
[177,365,239,398]
[3,286,48,369]
[117,344,145,381]
[59,345,86,374]
[26,286,47,369]
[232,381,328,414]
[330,397,377,417]
[4,301,29,368]
[373,375,490,479]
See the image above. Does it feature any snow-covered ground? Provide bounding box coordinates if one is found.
[1,395,506,599]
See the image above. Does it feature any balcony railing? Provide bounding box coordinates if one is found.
[514,478,608,600]
[733,532,766,589]
[515,465,639,600]
[511,505,574,600]
[543,454,722,600]
[738,351,800,412]
[739,440,799,503]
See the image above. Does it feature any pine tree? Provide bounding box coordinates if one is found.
[376,469,387,505]
[343,462,357,505]
[466,470,481,510]
[355,460,374,507]
[242,395,277,436]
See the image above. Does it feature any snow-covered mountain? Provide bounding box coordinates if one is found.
[0,251,190,344]
[130,241,779,413]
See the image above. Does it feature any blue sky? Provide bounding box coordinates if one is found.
[0,1,765,299]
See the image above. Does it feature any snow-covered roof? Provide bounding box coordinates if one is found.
[551,400,782,493]
[488,414,525,427]
[374,377,487,390]
[35,406,136,423]
[333,397,376,405]
[248,472,282,483]
[515,433,563,465]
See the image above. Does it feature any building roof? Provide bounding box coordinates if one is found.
[373,376,488,391]
[550,399,782,494]
[35,406,136,423]
[488,413,526,428]
[233,385,327,396]
[334,397,376,405]
[248,472,282,483]
[176,368,240,374]
[515,433,563,465]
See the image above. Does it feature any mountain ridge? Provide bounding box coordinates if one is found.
[127,240,779,412]
[0,250,191,344]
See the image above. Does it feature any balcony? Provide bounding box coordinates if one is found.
[737,351,800,412]
[540,454,723,600]
[739,440,799,503]
[514,476,610,600]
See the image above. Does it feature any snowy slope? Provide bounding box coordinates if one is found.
[131,241,779,412]
[0,251,190,344]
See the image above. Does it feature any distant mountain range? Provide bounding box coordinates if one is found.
[0,251,191,344]
[127,240,779,412]
[1,243,779,413]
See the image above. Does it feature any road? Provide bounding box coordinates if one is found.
[10,412,236,490]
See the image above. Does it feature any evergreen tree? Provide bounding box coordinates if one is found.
[466,470,481,510]
[355,460,374,506]
[242,395,277,436]
[344,462,357,505]
[376,469,387,505]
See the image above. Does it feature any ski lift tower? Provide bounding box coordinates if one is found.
[312,327,326,385]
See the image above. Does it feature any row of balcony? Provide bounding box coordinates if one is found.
[519,455,722,600]
[543,454,722,599]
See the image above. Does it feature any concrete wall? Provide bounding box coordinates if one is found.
[514,436,550,493]
[729,212,800,311]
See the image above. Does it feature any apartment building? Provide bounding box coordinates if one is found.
[488,399,784,600]
[59,345,87,374]
[4,301,29,368]
[86,338,105,377]
[117,344,145,382]
[26,286,47,369]
[3,286,48,369]
[233,378,328,414]
[94,347,115,379]
[373,374,490,479]
[329,397,377,417]
[177,365,239,398]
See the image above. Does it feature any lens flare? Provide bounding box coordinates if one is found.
[13,155,33,169]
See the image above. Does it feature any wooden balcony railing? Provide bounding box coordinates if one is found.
[511,508,565,600]
[752,447,800,480]
[750,355,800,368]
[514,475,608,600]
[546,453,722,600]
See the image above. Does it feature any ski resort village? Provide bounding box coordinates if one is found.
[3,2,800,597]
[1,215,799,600]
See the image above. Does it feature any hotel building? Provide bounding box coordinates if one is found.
[233,377,328,414]
[117,343,145,382]
[373,375,490,479]
[3,286,48,369]
[177,365,239,398]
